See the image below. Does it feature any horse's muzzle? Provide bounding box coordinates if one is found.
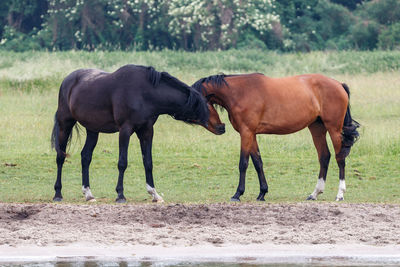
[216,124,225,135]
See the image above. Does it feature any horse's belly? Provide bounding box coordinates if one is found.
[256,93,320,134]
[80,120,119,133]
[71,109,118,133]
[257,123,307,134]
[257,112,318,135]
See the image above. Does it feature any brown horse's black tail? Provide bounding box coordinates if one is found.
[341,83,360,157]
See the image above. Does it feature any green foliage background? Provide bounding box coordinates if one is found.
[1,0,400,52]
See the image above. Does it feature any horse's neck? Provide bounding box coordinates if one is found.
[209,86,233,111]
[152,84,188,114]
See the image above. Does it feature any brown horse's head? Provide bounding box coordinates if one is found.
[192,75,228,135]
[203,103,225,135]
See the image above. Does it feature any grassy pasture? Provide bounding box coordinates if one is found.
[0,50,399,203]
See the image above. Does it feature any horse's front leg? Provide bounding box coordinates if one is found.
[231,132,254,201]
[81,129,99,202]
[137,121,163,203]
[115,126,131,203]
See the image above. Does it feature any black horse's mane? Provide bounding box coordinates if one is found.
[146,66,209,125]
[147,66,192,93]
[119,64,192,93]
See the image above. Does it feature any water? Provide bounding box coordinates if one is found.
[1,261,398,267]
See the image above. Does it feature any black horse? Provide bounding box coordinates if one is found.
[51,64,209,203]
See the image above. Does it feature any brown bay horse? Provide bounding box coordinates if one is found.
[193,73,359,201]
[51,64,209,203]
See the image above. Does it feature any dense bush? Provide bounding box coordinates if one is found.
[357,0,400,26]
[1,0,400,52]
[350,20,381,50]
[378,22,400,50]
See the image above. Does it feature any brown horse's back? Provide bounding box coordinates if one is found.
[225,73,348,135]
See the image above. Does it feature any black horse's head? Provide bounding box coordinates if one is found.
[147,67,209,126]
[174,88,210,126]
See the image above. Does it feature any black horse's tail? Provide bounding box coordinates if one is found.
[51,112,78,157]
[51,113,59,153]
[341,83,360,157]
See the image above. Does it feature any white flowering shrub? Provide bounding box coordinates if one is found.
[168,0,280,50]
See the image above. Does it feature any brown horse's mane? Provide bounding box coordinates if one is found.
[192,73,263,95]
[191,74,240,112]
[192,74,229,95]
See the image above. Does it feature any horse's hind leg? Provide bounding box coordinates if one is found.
[327,128,348,201]
[53,118,76,201]
[81,129,99,201]
[250,140,268,201]
[307,121,331,201]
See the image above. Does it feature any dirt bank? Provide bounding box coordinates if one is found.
[1,202,399,248]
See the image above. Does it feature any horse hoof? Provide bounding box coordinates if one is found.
[306,195,316,201]
[257,193,266,201]
[85,195,96,202]
[115,198,126,203]
[230,197,240,202]
[152,198,164,203]
[53,197,63,202]
[335,197,344,201]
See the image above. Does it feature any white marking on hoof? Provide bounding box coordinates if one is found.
[335,180,346,201]
[309,178,325,200]
[82,186,95,202]
[146,184,164,203]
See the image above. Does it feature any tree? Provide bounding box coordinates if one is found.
[378,22,400,50]
[356,0,400,26]
[5,0,47,33]
[350,20,380,50]
[330,0,366,11]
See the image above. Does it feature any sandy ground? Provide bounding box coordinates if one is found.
[1,202,400,264]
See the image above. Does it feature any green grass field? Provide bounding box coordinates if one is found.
[0,50,399,203]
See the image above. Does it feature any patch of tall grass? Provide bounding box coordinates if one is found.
[0,50,400,90]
